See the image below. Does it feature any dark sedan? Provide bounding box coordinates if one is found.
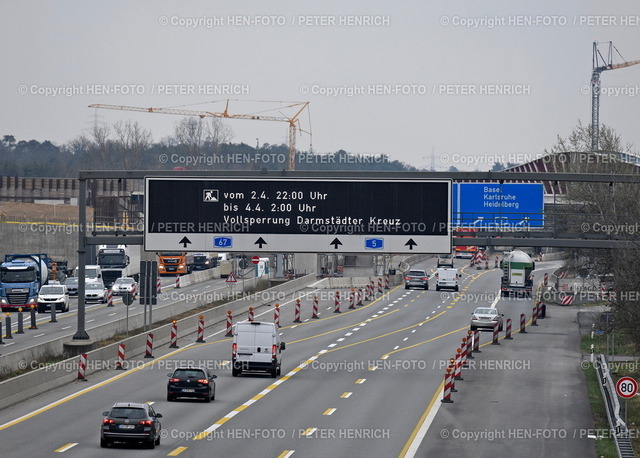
[167,367,217,402]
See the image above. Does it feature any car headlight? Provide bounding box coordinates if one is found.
[28,298,36,304]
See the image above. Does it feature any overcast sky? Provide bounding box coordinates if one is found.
[2,0,639,170]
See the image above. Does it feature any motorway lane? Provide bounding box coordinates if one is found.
[0,259,530,457]
[0,276,234,354]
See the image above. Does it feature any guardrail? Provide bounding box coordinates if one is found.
[596,354,636,458]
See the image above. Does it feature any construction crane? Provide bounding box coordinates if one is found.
[591,41,640,151]
[89,100,311,171]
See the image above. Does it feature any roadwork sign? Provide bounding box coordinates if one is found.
[145,177,451,253]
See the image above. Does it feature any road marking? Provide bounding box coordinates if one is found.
[394,346,399,350]
[411,330,416,333]
[33,333,45,338]
[403,337,408,341]
[447,306,453,309]
[278,451,295,458]
[355,378,366,384]
[61,326,71,330]
[399,377,444,458]
[54,442,77,453]
[323,408,336,415]
[336,338,345,342]
[328,343,337,347]
[87,319,95,323]
[345,332,352,336]
[340,392,352,398]
[108,313,116,317]
[302,427,317,437]
[168,446,189,456]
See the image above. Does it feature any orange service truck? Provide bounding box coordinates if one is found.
[453,227,478,259]
[157,252,194,276]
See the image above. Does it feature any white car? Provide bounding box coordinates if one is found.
[85,281,108,303]
[111,277,138,297]
[37,284,70,313]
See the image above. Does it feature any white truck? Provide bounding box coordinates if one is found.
[435,268,460,291]
[97,245,141,288]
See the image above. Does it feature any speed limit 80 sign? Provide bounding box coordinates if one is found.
[616,376,639,399]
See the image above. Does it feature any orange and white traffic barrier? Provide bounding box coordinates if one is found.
[562,294,574,305]
[461,338,468,367]
[532,303,539,326]
[274,304,281,327]
[357,288,363,306]
[157,278,162,294]
[366,281,373,301]
[312,297,319,319]
[466,330,474,360]
[385,273,390,289]
[334,291,341,313]
[485,258,489,270]
[520,313,527,334]
[144,333,154,358]
[169,321,178,348]
[107,289,113,307]
[377,278,383,295]
[505,318,513,340]
[448,359,457,392]
[349,289,356,310]
[77,353,88,380]
[248,307,254,322]
[441,366,454,403]
[473,329,481,353]
[196,316,205,342]
[175,275,181,289]
[115,344,125,370]
[225,311,233,337]
[543,273,548,286]
[495,256,499,268]
[492,322,500,345]
[294,299,302,323]
[454,348,463,381]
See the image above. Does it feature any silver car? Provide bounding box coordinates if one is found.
[111,277,138,297]
[405,269,429,290]
[85,281,108,303]
[470,307,504,331]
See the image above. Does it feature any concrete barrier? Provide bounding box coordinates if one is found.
[0,274,318,410]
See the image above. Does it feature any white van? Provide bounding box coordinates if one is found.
[232,321,285,378]
[83,265,102,281]
[435,268,460,291]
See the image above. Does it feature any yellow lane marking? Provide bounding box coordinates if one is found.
[54,443,77,453]
[398,378,444,457]
[340,392,352,398]
[323,408,336,416]
[355,378,366,384]
[302,427,317,437]
[168,446,189,456]
[278,451,295,458]
[381,323,467,359]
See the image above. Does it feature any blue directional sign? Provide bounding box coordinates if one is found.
[214,236,233,248]
[452,183,543,229]
[365,238,384,250]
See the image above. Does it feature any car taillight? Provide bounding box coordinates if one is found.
[103,419,115,424]
[232,343,237,357]
[169,378,180,383]
[272,344,277,357]
[405,276,411,280]
[421,277,428,281]
[139,420,152,426]
[197,379,209,384]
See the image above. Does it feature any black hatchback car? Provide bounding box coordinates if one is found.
[100,402,162,449]
[167,367,217,402]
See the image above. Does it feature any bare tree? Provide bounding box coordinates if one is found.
[205,118,233,155]
[174,117,206,157]
[112,120,152,170]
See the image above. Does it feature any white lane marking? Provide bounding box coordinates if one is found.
[336,338,345,342]
[345,332,353,336]
[403,337,409,341]
[55,442,78,453]
[33,333,45,338]
[87,319,95,323]
[352,328,360,331]
[411,330,416,333]
[372,315,379,318]
[108,313,116,317]
[281,451,295,458]
[490,290,501,309]
[393,346,399,350]
[404,390,443,458]
[61,326,71,330]
[328,343,337,347]
[318,349,328,354]
[4,342,14,346]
